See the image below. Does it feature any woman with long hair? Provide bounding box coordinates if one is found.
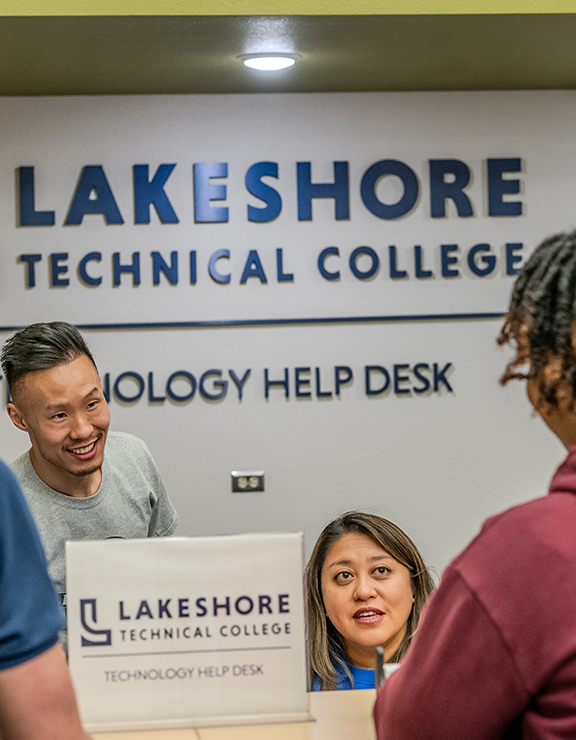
[306,511,434,690]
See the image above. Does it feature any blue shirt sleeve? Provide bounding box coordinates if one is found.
[0,459,64,669]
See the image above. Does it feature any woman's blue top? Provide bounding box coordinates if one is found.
[311,663,375,691]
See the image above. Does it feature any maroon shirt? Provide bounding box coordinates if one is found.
[374,447,576,739]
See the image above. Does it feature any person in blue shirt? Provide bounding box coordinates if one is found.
[306,511,434,691]
[0,458,89,740]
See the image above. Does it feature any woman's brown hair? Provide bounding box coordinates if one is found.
[305,511,435,690]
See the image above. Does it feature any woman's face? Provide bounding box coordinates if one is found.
[320,532,414,670]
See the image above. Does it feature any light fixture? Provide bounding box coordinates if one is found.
[239,53,299,71]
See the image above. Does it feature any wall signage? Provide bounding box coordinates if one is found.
[0,94,543,331]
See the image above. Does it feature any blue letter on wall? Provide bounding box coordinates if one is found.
[133,164,179,224]
[429,160,473,218]
[79,252,102,286]
[65,166,124,225]
[360,160,419,220]
[488,158,522,216]
[208,249,231,284]
[18,167,55,226]
[467,244,496,276]
[240,250,267,284]
[297,162,349,221]
[193,163,229,223]
[152,251,179,285]
[246,162,282,223]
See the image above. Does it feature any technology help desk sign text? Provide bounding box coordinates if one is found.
[66,533,308,732]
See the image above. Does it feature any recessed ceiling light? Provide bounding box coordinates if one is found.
[240,54,299,71]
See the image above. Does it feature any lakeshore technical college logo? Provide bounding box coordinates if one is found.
[80,599,112,647]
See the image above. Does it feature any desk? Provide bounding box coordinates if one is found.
[92,690,377,740]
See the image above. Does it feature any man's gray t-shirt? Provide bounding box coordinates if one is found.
[11,431,178,599]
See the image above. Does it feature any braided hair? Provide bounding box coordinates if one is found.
[498,230,576,404]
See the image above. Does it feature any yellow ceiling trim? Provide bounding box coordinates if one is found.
[1,0,576,14]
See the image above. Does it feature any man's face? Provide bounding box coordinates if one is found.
[8,354,110,482]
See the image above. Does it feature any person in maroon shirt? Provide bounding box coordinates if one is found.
[373,229,576,740]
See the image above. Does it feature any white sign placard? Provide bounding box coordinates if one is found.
[66,533,308,732]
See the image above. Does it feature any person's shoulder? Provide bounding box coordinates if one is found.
[458,448,576,561]
[477,493,576,546]
[106,431,150,457]
[9,451,42,498]
[1,457,23,493]
[0,459,44,546]
[106,430,145,447]
[10,449,33,478]
[105,432,158,474]
[450,492,576,597]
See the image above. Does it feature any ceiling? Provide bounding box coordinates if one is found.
[1,14,576,95]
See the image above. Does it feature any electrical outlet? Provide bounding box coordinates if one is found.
[231,471,265,493]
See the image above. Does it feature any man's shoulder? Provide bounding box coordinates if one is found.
[104,431,158,475]
[10,449,39,491]
[107,431,147,450]
[105,431,151,460]
[9,452,63,512]
[11,448,32,474]
[1,457,26,501]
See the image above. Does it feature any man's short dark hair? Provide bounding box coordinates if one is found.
[1,322,97,393]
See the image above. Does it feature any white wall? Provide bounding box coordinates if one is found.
[0,91,571,576]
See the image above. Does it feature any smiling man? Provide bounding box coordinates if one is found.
[1,322,178,624]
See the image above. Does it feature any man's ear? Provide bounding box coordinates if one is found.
[7,403,28,432]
